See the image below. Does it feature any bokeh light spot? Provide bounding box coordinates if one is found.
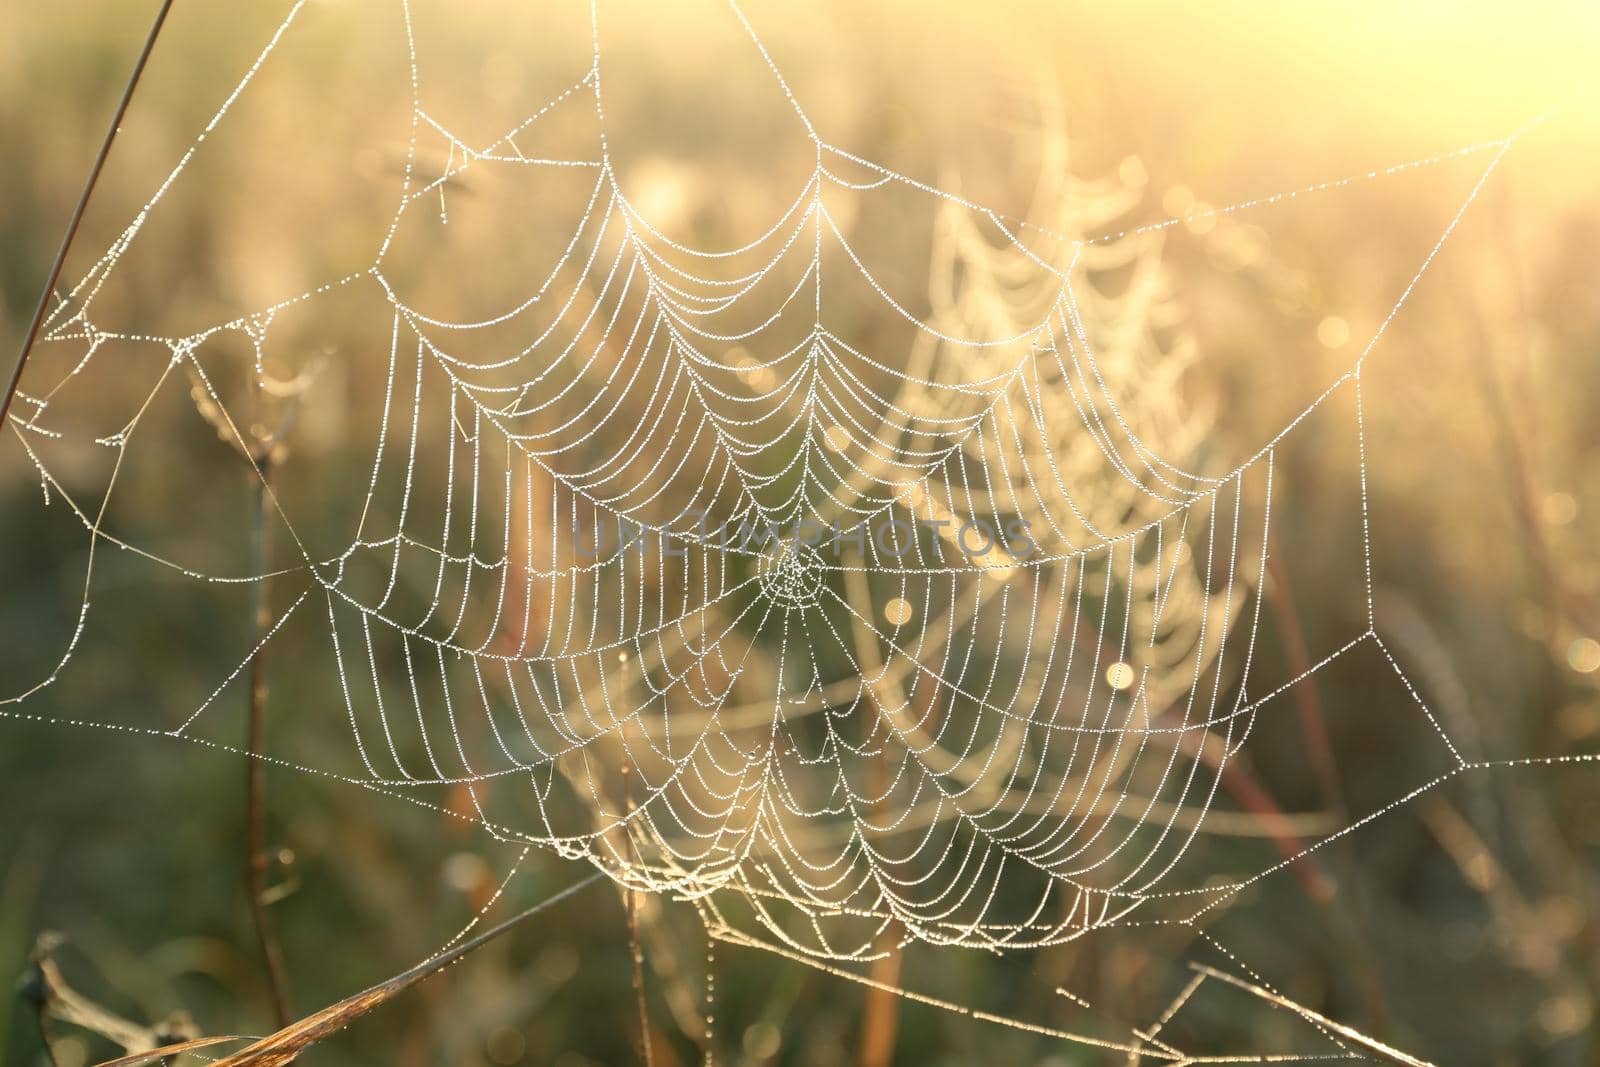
[1317,315,1350,348]
[1568,637,1600,674]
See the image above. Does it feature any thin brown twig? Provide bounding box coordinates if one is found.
[94,1036,254,1067]
[245,372,292,1028]
[0,0,176,435]
[1191,741,1337,904]
[25,933,201,1067]
[1263,532,1345,818]
[1267,531,1407,1034]
[624,762,657,1067]
[857,926,903,1067]
[858,704,902,1067]
[1186,964,1434,1067]
[207,871,604,1067]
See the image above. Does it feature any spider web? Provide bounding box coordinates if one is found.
[0,0,1558,1061]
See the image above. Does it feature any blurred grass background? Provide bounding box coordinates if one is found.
[2,2,1600,1065]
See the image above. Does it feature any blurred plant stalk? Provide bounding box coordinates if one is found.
[245,404,293,1031]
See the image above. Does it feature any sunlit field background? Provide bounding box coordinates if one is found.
[2,2,1599,1065]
